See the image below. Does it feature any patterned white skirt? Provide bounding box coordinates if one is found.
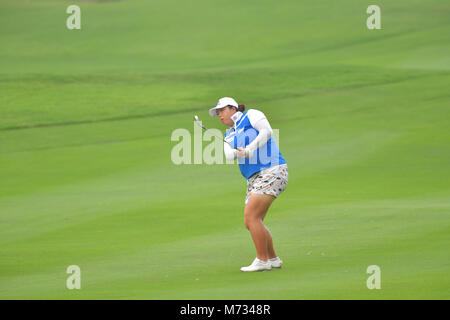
[245,164,288,204]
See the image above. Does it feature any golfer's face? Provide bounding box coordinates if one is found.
[217,107,235,126]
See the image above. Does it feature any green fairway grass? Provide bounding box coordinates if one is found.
[1,0,449,299]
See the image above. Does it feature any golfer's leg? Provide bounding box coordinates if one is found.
[263,225,277,259]
[255,194,277,259]
[260,201,277,259]
[244,193,275,261]
[246,217,269,261]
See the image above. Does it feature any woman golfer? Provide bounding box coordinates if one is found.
[209,97,288,272]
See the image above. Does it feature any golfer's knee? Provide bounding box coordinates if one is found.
[244,214,259,230]
[244,217,251,230]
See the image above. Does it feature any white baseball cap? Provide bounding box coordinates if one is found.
[209,97,238,117]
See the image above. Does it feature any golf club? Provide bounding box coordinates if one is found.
[193,115,236,149]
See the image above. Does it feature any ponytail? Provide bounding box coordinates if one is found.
[227,104,246,112]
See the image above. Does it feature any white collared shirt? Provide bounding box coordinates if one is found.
[231,111,243,128]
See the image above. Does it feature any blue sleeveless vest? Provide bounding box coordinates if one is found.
[224,110,287,179]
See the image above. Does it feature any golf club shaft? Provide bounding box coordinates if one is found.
[194,118,235,149]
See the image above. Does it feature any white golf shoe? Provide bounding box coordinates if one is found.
[269,257,283,268]
[240,258,272,272]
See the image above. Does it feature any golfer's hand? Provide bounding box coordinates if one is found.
[236,147,249,158]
